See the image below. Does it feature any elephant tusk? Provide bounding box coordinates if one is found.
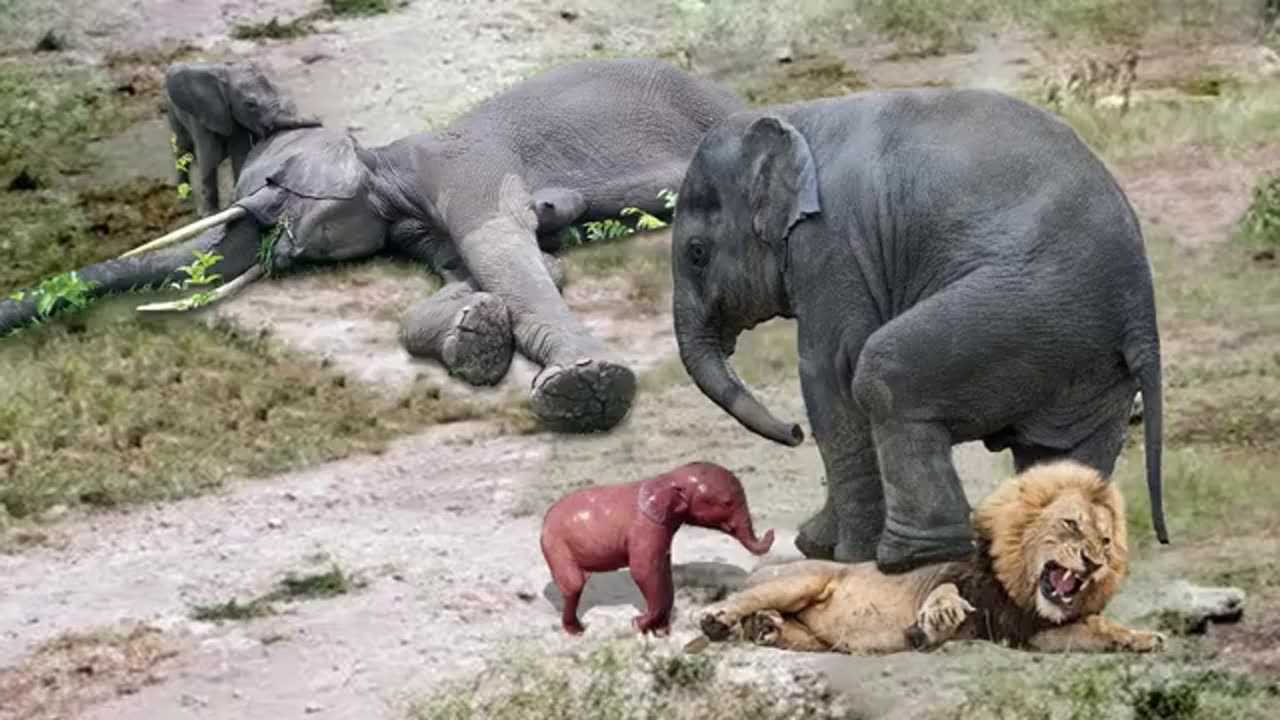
[120,206,249,259]
[135,264,265,313]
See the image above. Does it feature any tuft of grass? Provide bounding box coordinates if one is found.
[949,659,1279,720]
[325,0,399,17]
[191,562,364,622]
[230,16,317,41]
[406,640,850,720]
[1235,173,1280,248]
[0,316,491,522]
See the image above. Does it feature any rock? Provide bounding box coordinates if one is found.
[305,702,324,714]
[1136,581,1246,635]
[774,46,794,64]
[267,517,284,530]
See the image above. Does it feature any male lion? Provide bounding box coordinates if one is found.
[696,460,1165,654]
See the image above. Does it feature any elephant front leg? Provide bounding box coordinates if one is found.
[193,130,228,217]
[796,325,885,563]
[456,207,635,434]
[629,551,675,636]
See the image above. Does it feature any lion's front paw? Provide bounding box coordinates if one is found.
[1120,628,1166,653]
[742,610,783,647]
[919,583,975,644]
[698,607,738,642]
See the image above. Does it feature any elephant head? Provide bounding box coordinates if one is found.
[0,126,388,333]
[166,61,319,139]
[640,461,775,553]
[669,114,818,448]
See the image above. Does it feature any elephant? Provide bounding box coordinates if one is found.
[165,61,321,216]
[540,461,775,635]
[668,87,1168,573]
[0,58,745,434]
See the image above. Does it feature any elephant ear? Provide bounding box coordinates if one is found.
[742,116,821,248]
[166,63,235,136]
[638,476,690,526]
[235,127,367,201]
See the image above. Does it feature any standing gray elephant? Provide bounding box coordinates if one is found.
[668,88,1167,572]
[166,61,320,216]
[1,58,744,434]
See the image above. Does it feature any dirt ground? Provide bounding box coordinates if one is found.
[2,1,1279,719]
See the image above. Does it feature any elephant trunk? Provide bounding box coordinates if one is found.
[726,509,775,555]
[674,298,804,447]
[0,220,261,335]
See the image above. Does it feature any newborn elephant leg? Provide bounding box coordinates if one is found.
[400,281,514,387]
[630,551,674,635]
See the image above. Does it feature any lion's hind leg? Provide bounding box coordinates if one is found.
[742,610,831,652]
[698,569,837,642]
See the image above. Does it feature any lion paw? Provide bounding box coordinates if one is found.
[919,584,975,644]
[698,607,738,642]
[742,610,783,646]
[1120,628,1166,653]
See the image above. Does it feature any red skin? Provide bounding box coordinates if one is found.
[540,461,775,636]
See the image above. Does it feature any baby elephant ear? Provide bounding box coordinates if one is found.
[638,477,690,525]
[742,116,821,248]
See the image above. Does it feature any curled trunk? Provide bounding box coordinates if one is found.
[674,303,804,447]
[728,510,775,555]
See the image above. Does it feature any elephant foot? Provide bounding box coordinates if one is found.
[795,509,838,561]
[876,522,975,574]
[441,293,514,386]
[530,358,636,433]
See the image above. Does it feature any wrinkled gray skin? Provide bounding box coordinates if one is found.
[0,58,744,433]
[166,61,321,216]
[669,88,1168,573]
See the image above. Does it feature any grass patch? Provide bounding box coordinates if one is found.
[191,562,363,622]
[1115,444,1280,549]
[0,315,494,523]
[231,16,318,41]
[1235,173,1280,248]
[1026,81,1280,162]
[326,0,400,17]
[406,640,850,720]
[947,659,1279,720]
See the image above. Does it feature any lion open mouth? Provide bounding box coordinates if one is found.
[1039,561,1087,606]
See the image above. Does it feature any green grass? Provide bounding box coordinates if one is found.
[230,16,318,41]
[406,640,850,720]
[326,0,400,17]
[945,658,1280,720]
[0,314,496,522]
[191,562,364,622]
[1235,173,1280,248]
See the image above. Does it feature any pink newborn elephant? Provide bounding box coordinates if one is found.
[540,461,775,635]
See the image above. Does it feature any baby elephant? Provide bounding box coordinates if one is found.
[166,61,320,216]
[540,461,775,636]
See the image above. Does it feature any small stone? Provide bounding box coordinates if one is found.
[305,702,323,714]
[774,46,794,64]
[559,8,579,21]
[267,518,284,530]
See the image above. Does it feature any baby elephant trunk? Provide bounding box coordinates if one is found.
[727,510,775,555]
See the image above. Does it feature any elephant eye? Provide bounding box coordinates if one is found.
[687,238,709,268]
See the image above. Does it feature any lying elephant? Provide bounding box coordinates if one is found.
[0,57,745,433]
[668,87,1167,572]
[166,61,321,216]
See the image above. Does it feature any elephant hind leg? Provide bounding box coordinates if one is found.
[529,360,637,434]
[400,282,514,387]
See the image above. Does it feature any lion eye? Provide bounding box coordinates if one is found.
[1062,518,1082,534]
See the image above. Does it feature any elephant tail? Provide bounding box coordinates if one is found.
[1125,334,1167,546]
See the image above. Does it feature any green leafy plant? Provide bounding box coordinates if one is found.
[258,218,287,277]
[189,563,364,623]
[583,217,633,242]
[166,250,224,309]
[8,271,99,319]
[1237,173,1280,247]
[578,189,679,244]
